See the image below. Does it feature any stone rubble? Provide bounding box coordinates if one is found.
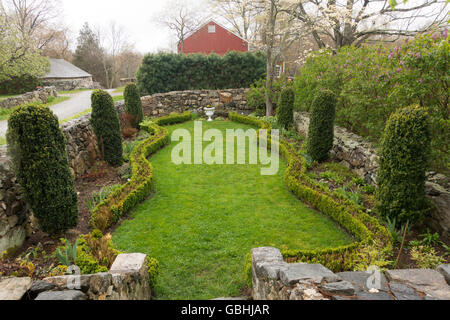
[0,253,152,300]
[252,247,450,301]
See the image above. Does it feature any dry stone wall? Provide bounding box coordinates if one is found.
[0,253,152,300]
[294,111,450,240]
[252,247,450,301]
[139,88,251,117]
[0,87,58,110]
[42,77,95,92]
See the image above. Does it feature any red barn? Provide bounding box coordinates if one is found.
[178,20,249,56]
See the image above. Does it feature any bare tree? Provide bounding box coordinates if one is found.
[253,0,301,116]
[209,0,264,42]
[3,0,62,49]
[97,22,133,88]
[155,0,207,53]
[287,0,448,49]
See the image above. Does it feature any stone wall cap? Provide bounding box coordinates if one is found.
[280,263,341,286]
[109,253,147,274]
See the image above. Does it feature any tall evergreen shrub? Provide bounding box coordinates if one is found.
[376,106,431,225]
[306,89,337,162]
[6,104,78,235]
[276,87,295,129]
[124,83,143,128]
[90,90,123,166]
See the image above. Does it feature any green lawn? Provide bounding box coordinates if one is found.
[113,86,125,94]
[113,95,124,103]
[112,120,352,300]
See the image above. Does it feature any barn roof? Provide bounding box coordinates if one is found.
[44,58,92,79]
[184,19,249,44]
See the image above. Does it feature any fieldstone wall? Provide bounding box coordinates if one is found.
[42,77,95,92]
[139,88,252,117]
[0,148,31,254]
[61,114,101,179]
[294,111,450,239]
[252,247,450,301]
[0,253,152,300]
[0,87,57,110]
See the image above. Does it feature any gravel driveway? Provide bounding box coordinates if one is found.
[0,89,122,138]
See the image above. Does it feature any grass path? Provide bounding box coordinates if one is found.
[112,120,352,300]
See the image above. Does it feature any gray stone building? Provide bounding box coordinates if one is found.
[42,58,95,91]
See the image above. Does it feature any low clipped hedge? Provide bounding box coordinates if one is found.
[229,113,392,275]
[90,112,192,232]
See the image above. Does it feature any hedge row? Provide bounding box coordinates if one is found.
[229,113,392,274]
[90,112,192,232]
[136,51,266,96]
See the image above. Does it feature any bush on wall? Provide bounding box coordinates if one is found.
[90,90,123,167]
[136,51,266,95]
[276,87,295,129]
[307,89,337,162]
[124,83,144,129]
[376,105,431,226]
[6,104,78,235]
[293,31,449,173]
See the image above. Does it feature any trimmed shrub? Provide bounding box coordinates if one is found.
[376,106,431,225]
[276,87,295,129]
[90,90,123,166]
[6,104,78,235]
[124,83,144,129]
[136,51,266,95]
[307,89,336,162]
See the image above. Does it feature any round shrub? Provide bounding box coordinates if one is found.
[6,104,78,235]
[306,89,337,162]
[90,90,123,166]
[276,87,295,129]
[376,105,431,225]
[124,83,144,129]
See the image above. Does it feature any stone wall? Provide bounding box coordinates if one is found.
[0,87,57,110]
[294,111,450,239]
[139,88,252,117]
[61,114,101,179]
[252,247,450,301]
[42,77,94,92]
[0,148,31,254]
[0,253,152,300]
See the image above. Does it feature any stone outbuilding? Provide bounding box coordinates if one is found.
[42,58,95,91]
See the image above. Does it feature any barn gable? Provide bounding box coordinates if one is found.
[178,20,249,56]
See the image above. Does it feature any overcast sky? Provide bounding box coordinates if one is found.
[60,0,207,54]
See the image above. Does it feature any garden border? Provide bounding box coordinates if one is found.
[89,112,192,232]
[228,113,392,278]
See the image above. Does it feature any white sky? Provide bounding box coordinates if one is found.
[60,0,206,54]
